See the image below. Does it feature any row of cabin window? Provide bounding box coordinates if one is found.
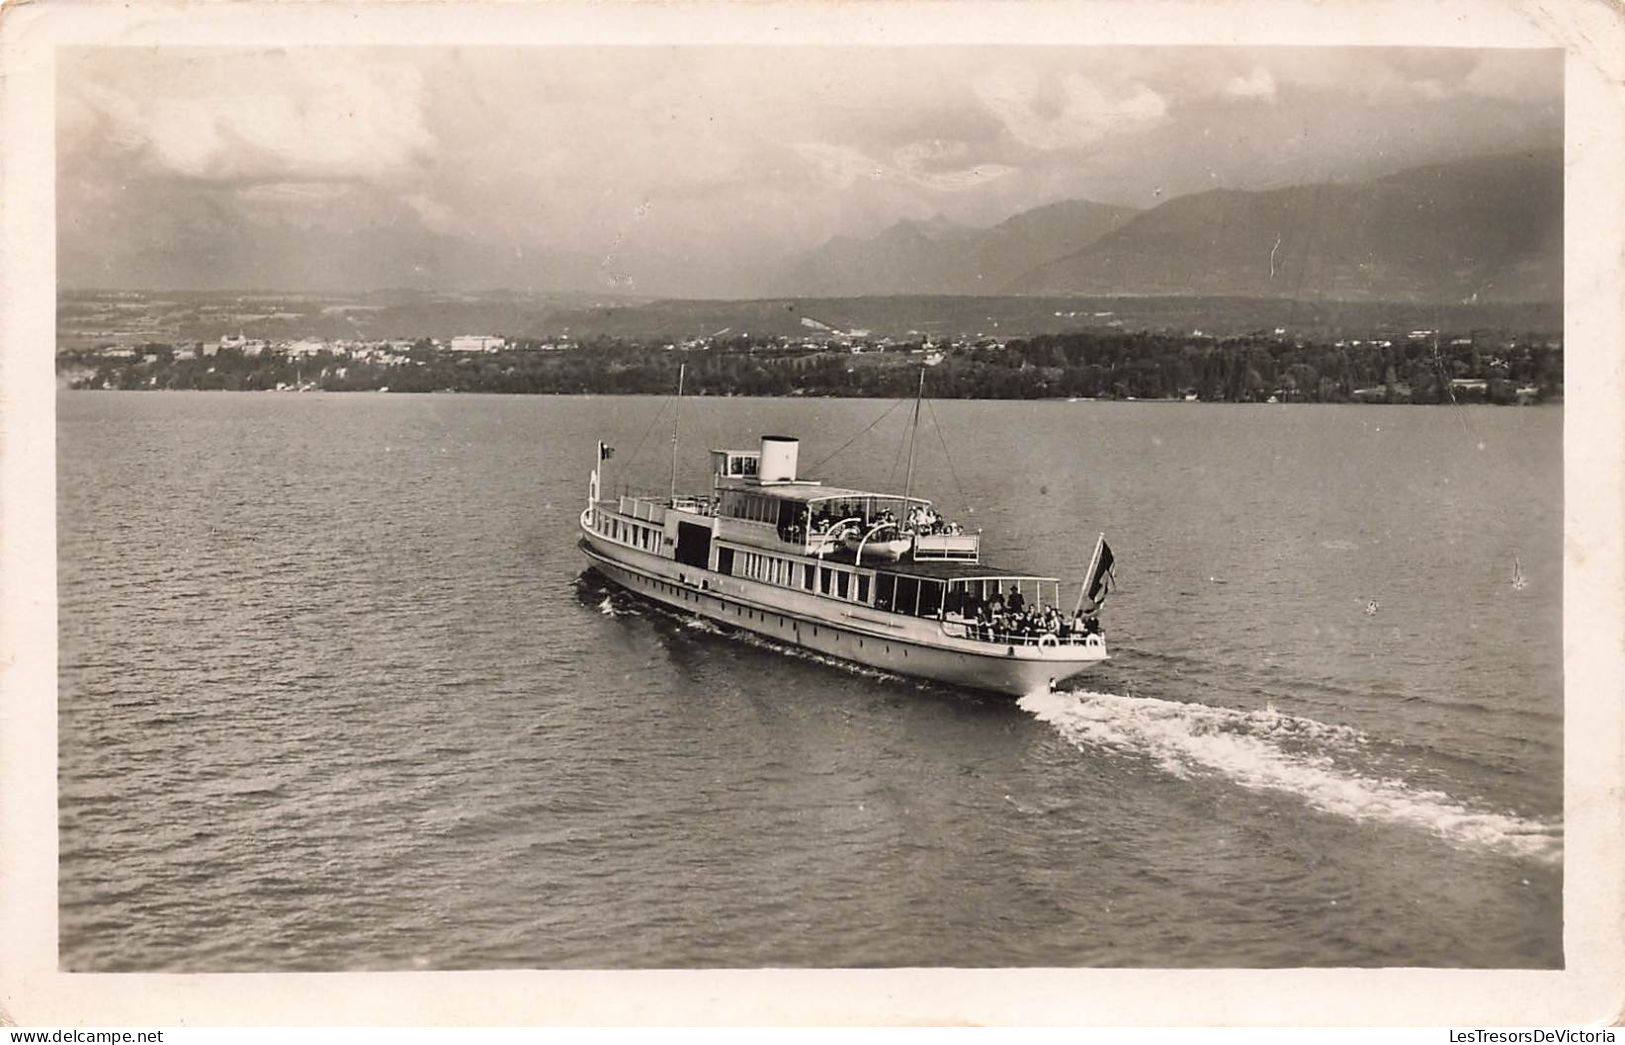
[608,516,660,552]
[873,573,946,619]
[721,546,873,604]
[720,491,784,526]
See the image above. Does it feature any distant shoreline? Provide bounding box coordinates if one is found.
[58,387,1563,407]
[58,326,1563,406]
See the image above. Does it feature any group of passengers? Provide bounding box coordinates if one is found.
[783,504,966,545]
[951,587,1102,644]
[904,504,964,537]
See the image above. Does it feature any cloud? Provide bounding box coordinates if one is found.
[1222,66,1277,102]
[975,68,1169,151]
[61,51,436,186]
[794,139,1015,194]
[57,45,1563,297]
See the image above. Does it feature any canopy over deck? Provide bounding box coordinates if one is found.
[818,548,1055,584]
[715,477,929,507]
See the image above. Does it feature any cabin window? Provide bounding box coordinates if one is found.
[716,547,735,575]
[857,575,871,603]
[875,573,895,611]
[894,576,919,616]
[918,580,943,618]
[802,564,815,591]
[836,572,850,599]
[819,567,833,595]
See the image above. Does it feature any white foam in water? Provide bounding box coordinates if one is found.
[1019,689,1563,865]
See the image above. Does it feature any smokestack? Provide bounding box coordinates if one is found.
[758,435,799,483]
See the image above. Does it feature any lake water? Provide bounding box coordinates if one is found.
[57,391,1563,970]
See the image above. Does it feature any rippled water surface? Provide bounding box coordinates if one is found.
[58,392,1562,969]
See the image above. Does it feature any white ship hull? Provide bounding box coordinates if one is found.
[580,516,1107,698]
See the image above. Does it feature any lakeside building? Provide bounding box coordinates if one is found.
[450,335,506,353]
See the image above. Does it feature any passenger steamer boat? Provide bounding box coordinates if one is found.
[577,380,1118,697]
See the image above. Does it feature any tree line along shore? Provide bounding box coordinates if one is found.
[58,329,1563,405]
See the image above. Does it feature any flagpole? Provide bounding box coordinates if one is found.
[669,363,686,504]
[1076,532,1105,615]
[901,366,926,514]
[591,441,604,509]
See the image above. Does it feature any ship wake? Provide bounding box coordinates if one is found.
[1019,689,1563,866]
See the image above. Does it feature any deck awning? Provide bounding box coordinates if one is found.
[716,478,929,507]
[825,555,1053,588]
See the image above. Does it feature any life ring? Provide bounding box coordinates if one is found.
[1085,633,1105,649]
[1038,633,1059,649]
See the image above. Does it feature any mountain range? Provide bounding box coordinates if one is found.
[775,150,1561,305]
[772,201,1138,297]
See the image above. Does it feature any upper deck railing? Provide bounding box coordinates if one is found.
[941,616,1105,648]
[912,532,980,561]
[610,492,716,523]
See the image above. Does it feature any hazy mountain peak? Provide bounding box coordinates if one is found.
[1008,150,1561,305]
[771,198,1137,297]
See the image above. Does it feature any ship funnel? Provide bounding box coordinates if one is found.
[758,435,799,483]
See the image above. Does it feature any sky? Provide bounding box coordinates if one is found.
[57,46,1563,297]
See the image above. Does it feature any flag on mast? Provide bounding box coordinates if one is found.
[598,441,615,461]
[1076,533,1116,614]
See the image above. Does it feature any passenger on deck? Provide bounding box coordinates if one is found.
[1007,586,1025,613]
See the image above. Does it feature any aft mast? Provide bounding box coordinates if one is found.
[669,363,686,503]
[901,366,926,513]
